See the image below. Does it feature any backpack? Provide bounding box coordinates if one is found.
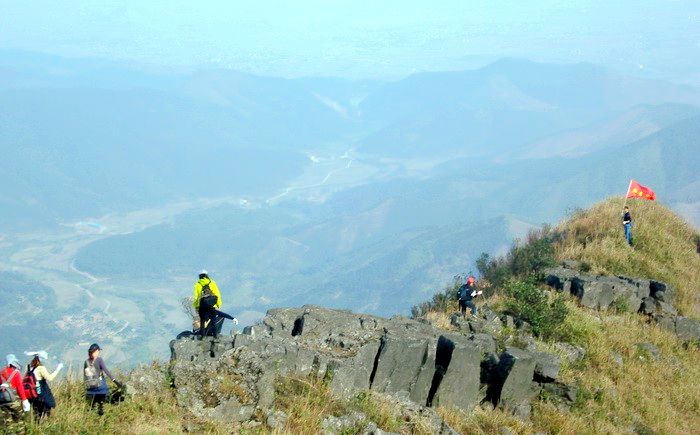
[84,359,101,390]
[0,370,19,406]
[22,369,38,400]
[201,281,214,299]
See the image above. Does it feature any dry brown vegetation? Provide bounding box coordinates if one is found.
[555,197,699,318]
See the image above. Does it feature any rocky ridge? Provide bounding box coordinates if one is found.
[169,305,574,429]
[544,262,700,343]
[166,264,697,431]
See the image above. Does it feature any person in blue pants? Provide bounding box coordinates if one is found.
[622,206,633,246]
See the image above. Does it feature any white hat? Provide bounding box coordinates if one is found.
[25,350,48,361]
[5,354,20,368]
[199,269,209,275]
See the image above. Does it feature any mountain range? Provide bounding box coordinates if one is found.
[1,51,698,364]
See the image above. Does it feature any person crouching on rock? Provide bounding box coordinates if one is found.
[84,343,122,416]
[24,350,63,418]
[193,269,223,339]
[458,275,482,318]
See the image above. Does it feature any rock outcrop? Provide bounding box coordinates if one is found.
[169,306,564,426]
[544,263,700,343]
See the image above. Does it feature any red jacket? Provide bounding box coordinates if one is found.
[0,366,27,401]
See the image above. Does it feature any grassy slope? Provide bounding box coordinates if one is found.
[431,197,700,434]
[555,197,699,318]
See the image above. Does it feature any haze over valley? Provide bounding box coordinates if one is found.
[2,4,700,367]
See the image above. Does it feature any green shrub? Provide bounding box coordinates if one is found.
[503,279,568,340]
[477,227,558,294]
[410,278,460,318]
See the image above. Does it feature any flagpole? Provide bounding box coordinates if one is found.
[622,179,632,209]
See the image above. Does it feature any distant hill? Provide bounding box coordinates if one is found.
[357,59,700,158]
[522,103,700,159]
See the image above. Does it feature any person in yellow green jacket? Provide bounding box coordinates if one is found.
[193,270,222,338]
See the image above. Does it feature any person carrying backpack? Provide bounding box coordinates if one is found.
[24,351,63,418]
[457,275,482,317]
[84,343,121,416]
[192,270,223,339]
[1,354,30,432]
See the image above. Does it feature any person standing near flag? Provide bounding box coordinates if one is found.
[622,206,633,246]
[622,179,656,247]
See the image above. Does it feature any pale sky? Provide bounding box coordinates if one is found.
[1,0,699,81]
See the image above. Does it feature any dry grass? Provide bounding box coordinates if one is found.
[423,310,456,330]
[532,302,700,434]
[26,372,227,434]
[438,406,531,434]
[555,197,700,318]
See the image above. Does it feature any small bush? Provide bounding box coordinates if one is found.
[410,278,460,318]
[477,227,558,293]
[503,279,569,340]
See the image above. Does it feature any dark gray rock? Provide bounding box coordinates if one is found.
[496,348,538,413]
[673,317,700,342]
[544,269,657,313]
[640,297,677,316]
[328,341,381,399]
[541,382,578,407]
[468,333,497,355]
[124,364,168,397]
[532,351,561,382]
[371,335,430,398]
[502,315,516,329]
[432,335,481,411]
[554,342,586,363]
[650,280,674,303]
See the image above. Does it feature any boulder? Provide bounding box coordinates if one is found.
[541,382,578,407]
[432,335,481,411]
[672,316,700,342]
[544,269,658,313]
[650,280,674,303]
[544,266,577,293]
[496,348,539,413]
[502,315,516,329]
[640,297,677,316]
[370,335,431,398]
[553,342,586,363]
[531,350,561,382]
[468,333,497,355]
[124,364,168,397]
[328,341,382,399]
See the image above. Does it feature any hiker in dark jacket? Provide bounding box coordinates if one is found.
[84,343,121,415]
[622,206,633,245]
[458,276,482,317]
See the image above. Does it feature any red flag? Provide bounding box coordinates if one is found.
[626,180,656,201]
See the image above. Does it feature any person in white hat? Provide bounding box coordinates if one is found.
[1,354,31,431]
[24,351,63,417]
